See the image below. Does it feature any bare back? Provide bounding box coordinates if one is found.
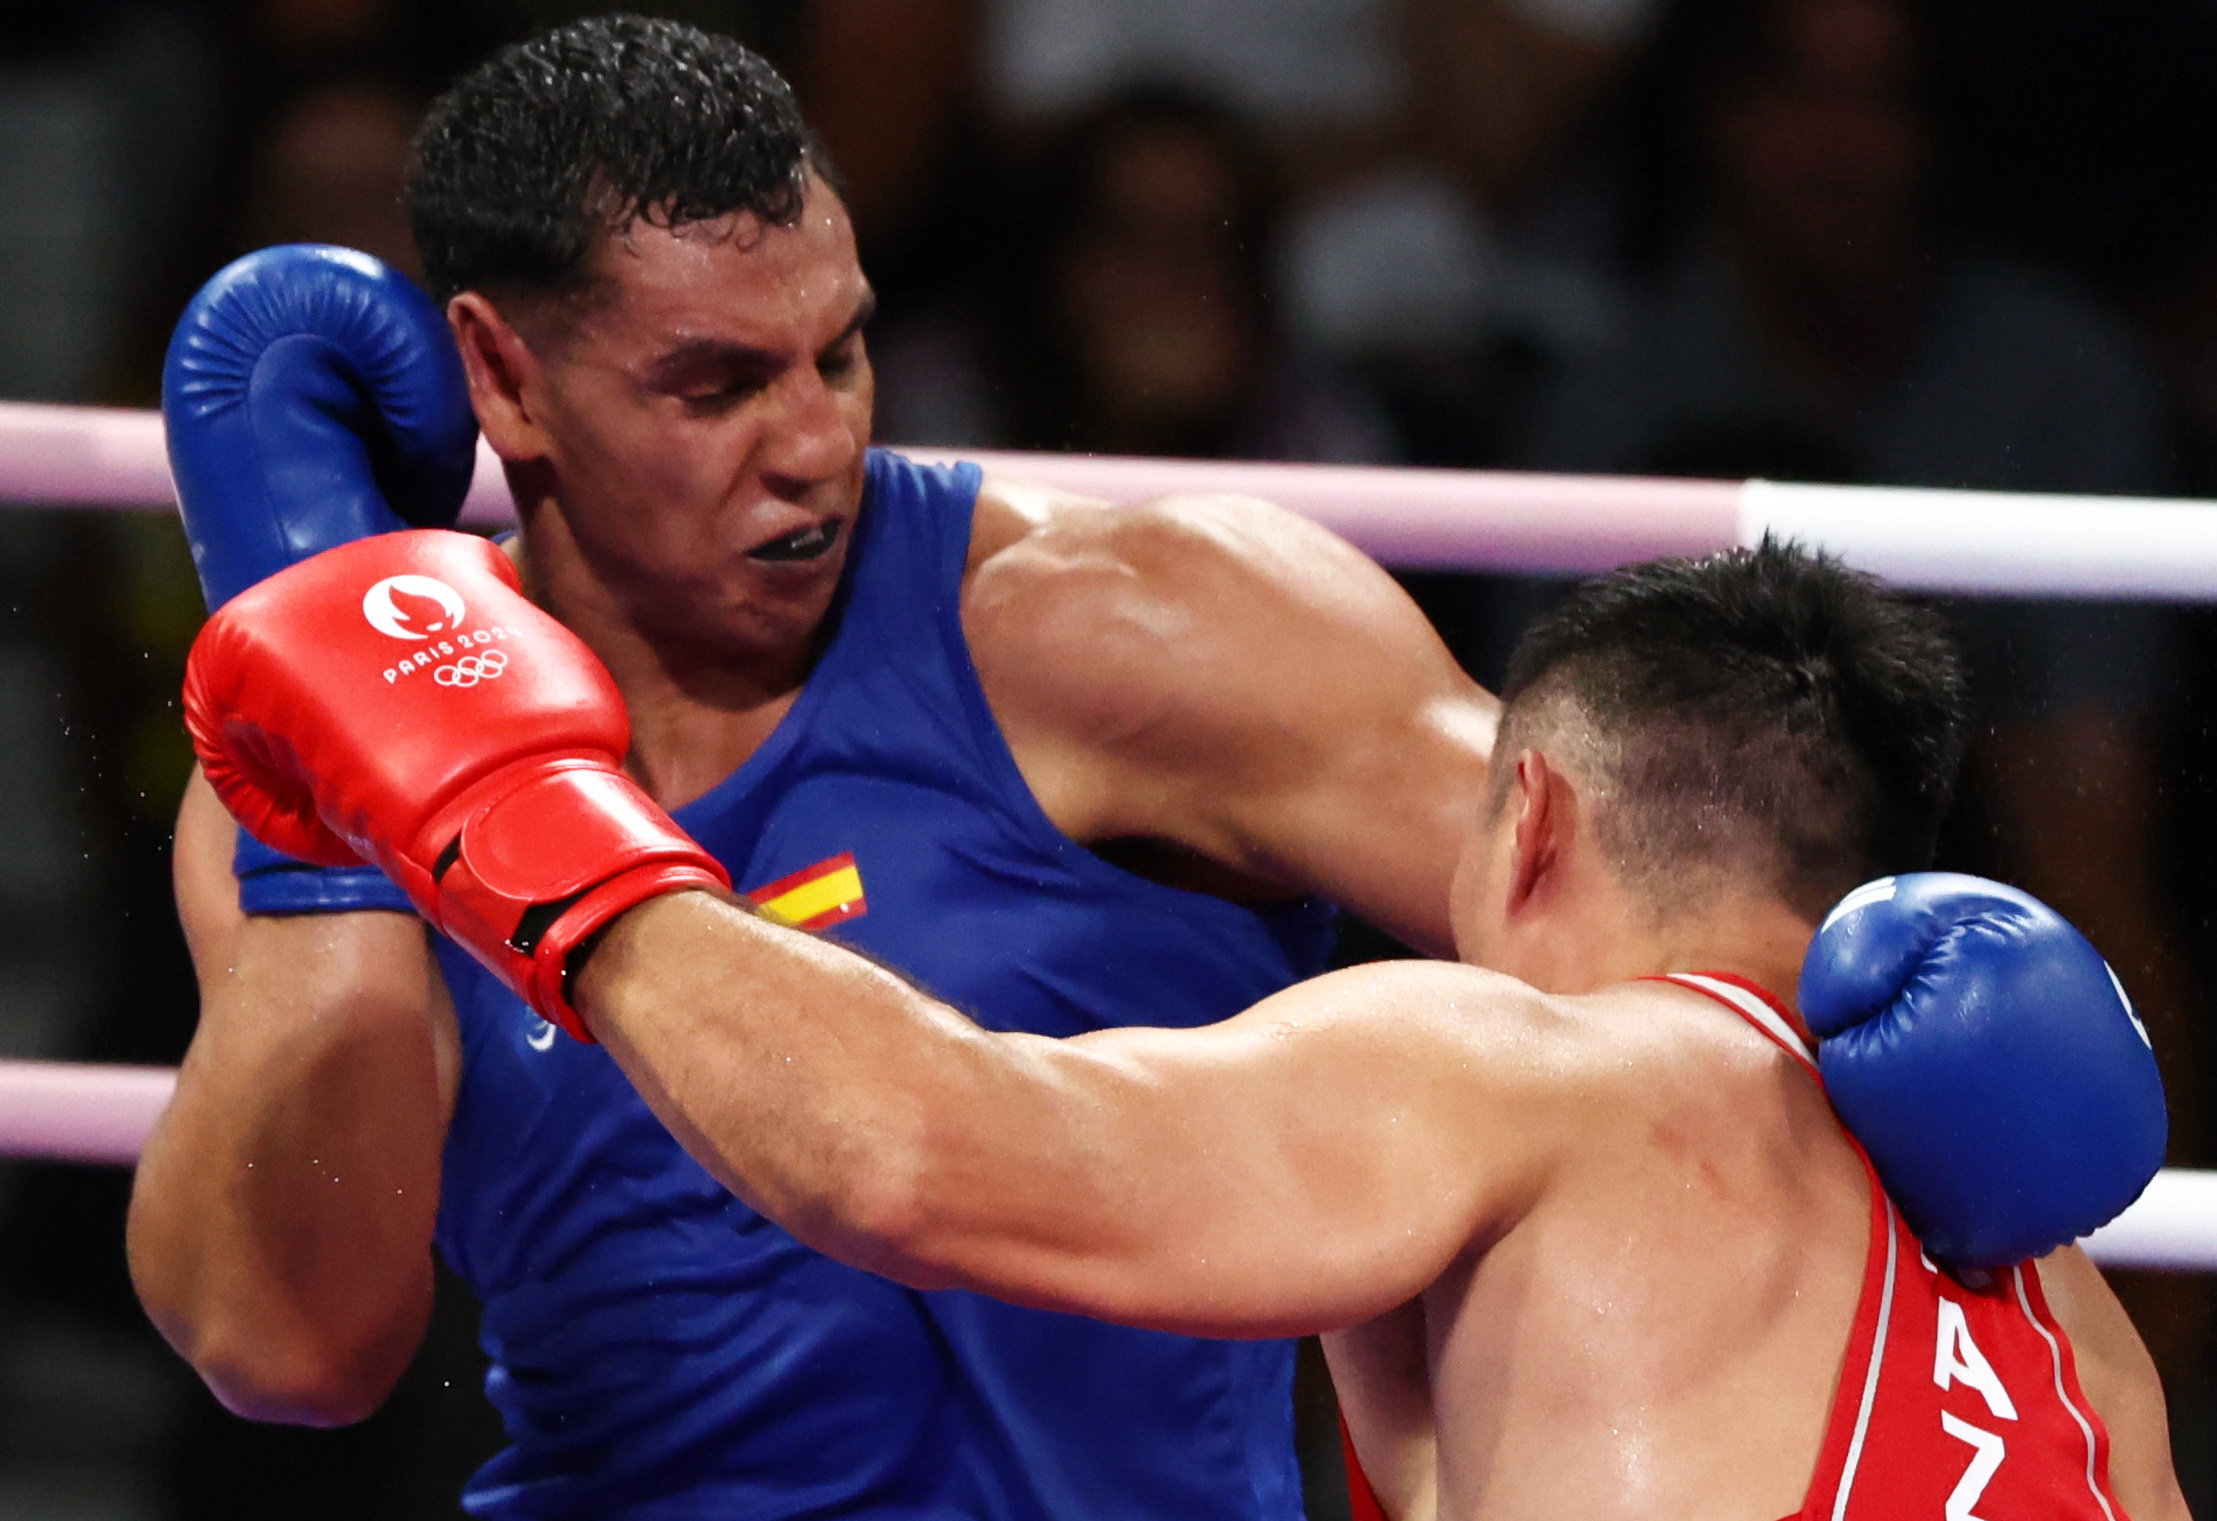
[1411,980,1868,1517]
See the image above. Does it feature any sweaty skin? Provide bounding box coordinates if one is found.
[129,175,1493,1420]
[557,747,2190,1521]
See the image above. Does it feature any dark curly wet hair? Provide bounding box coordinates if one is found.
[407,13,816,303]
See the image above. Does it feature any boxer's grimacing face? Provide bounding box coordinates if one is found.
[510,175,875,656]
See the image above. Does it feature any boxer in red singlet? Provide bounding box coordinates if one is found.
[542,543,2190,1517]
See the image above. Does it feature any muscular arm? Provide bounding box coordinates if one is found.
[967,484,1497,956]
[126,771,460,1425]
[575,889,1564,1337]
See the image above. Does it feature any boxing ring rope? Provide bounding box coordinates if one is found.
[3,398,2216,1271]
[0,1061,175,1168]
[17,399,2217,596]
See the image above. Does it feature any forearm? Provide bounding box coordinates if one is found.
[577,891,1248,1324]
[128,911,450,1424]
[577,889,1035,1289]
[577,895,1505,1334]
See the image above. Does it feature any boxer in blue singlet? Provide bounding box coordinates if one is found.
[422,450,1339,1516]
[130,16,2167,1520]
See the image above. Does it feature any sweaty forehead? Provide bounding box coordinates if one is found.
[580,183,866,350]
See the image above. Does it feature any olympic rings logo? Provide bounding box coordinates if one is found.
[433,651,510,688]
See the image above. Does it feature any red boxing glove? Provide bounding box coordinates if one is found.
[183,529,728,1039]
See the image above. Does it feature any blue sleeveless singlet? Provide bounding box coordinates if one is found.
[433,449,1336,1519]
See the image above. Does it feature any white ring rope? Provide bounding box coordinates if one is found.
[12,400,2217,595]
[1,397,2214,1270]
[2083,1173,2217,1271]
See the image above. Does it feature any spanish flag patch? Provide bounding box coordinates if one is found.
[747,851,867,931]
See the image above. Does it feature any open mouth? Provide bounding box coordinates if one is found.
[746,519,844,563]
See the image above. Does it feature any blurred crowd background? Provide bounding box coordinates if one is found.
[5,0,2217,1515]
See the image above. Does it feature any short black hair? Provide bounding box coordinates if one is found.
[407,14,814,303]
[1497,539,1967,920]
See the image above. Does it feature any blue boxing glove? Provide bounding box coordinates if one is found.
[165,243,477,604]
[164,243,479,915]
[1801,872,2166,1268]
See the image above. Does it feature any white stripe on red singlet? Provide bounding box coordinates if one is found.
[1666,973,1817,1071]
[1829,1214,1897,1521]
[2011,1265,2120,1521]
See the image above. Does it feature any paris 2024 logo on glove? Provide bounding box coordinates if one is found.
[362,573,520,687]
[363,573,464,637]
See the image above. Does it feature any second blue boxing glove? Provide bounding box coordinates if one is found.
[165,243,479,913]
[1801,871,2166,1269]
[165,242,478,606]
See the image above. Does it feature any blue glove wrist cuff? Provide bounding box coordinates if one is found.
[234,827,415,917]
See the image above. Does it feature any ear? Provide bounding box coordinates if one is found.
[449,293,554,463]
[1504,748,1574,916]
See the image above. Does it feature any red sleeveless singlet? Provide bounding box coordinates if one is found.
[1341,971,2129,1521]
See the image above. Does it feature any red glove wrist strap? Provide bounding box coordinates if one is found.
[390,759,729,1038]
[526,861,727,1041]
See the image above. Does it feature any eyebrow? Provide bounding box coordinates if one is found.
[646,290,879,388]
[830,290,879,350]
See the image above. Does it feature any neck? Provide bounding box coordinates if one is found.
[512,500,820,811]
[1495,881,1816,1029]
[1643,897,1817,1038]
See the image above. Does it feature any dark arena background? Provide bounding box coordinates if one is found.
[6,0,2217,1515]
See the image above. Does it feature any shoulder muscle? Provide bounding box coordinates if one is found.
[966,485,1457,751]
[963,477,1495,943]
